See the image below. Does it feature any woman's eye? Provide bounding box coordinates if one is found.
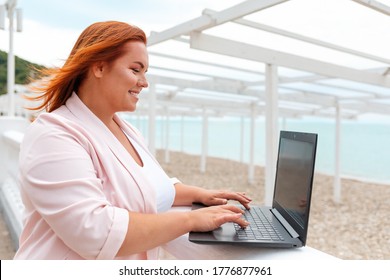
[131,68,140,73]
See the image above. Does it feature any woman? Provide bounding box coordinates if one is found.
[14,21,251,260]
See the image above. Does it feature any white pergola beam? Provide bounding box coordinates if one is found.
[233,17,390,65]
[149,51,261,76]
[152,94,254,111]
[148,0,289,46]
[147,74,243,95]
[205,0,289,25]
[145,79,387,118]
[148,74,356,109]
[202,8,390,65]
[352,0,390,16]
[190,32,390,88]
[148,16,212,46]
[279,91,337,107]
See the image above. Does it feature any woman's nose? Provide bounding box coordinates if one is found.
[138,77,148,88]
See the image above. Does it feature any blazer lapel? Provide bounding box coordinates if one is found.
[63,93,157,214]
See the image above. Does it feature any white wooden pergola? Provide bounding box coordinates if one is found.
[130,0,390,204]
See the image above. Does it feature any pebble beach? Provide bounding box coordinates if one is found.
[1,150,389,260]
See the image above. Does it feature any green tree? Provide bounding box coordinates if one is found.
[0,50,45,95]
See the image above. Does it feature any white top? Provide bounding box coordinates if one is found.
[127,134,176,213]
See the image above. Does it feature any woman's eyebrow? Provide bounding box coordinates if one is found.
[134,61,145,69]
[133,61,148,72]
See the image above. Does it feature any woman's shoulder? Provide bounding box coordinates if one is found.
[30,110,81,132]
[25,110,91,146]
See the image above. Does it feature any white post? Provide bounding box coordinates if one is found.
[240,116,245,163]
[265,64,279,205]
[148,83,156,156]
[180,115,184,152]
[200,108,208,173]
[282,117,287,130]
[334,101,341,203]
[0,6,6,30]
[6,0,16,117]
[164,107,170,163]
[248,105,256,184]
[160,115,164,151]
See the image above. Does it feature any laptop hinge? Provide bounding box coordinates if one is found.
[271,208,299,238]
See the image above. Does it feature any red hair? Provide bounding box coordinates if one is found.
[28,21,147,112]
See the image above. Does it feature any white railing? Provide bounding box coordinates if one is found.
[0,116,29,249]
[0,87,40,119]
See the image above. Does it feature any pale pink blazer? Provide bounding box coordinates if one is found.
[14,93,175,260]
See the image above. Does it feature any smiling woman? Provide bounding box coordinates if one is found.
[13,20,252,260]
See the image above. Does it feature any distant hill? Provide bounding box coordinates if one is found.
[0,50,46,95]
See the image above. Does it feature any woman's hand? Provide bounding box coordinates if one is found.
[188,204,249,232]
[195,188,252,210]
[173,183,252,210]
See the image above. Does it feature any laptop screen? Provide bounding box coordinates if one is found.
[272,131,317,244]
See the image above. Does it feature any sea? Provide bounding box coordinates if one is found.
[123,114,390,185]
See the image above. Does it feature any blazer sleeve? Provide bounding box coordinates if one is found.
[19,123,129,260]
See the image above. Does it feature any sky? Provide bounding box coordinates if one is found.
[1,0,390,123]
[0,0,244,66]
[1,0,390,68]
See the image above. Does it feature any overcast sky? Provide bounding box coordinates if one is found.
[0,0,244,65]
[1,0,390,68]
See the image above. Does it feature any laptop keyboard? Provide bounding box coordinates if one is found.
[234,207,284,241]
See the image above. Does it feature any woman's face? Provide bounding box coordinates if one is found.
[98,41,149,114]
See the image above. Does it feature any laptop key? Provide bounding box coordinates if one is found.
[235,208,284,241]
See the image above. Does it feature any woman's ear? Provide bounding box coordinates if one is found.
[92,61,105,78]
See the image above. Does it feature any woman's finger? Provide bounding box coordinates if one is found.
[216,191,252,209]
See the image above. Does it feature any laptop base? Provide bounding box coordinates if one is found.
[189,205,303,248]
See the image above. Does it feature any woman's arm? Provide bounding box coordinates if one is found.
[117,204,248,257]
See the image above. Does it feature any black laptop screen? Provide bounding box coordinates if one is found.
[273,132,317,243]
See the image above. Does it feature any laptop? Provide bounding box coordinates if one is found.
[189,130,318,248]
